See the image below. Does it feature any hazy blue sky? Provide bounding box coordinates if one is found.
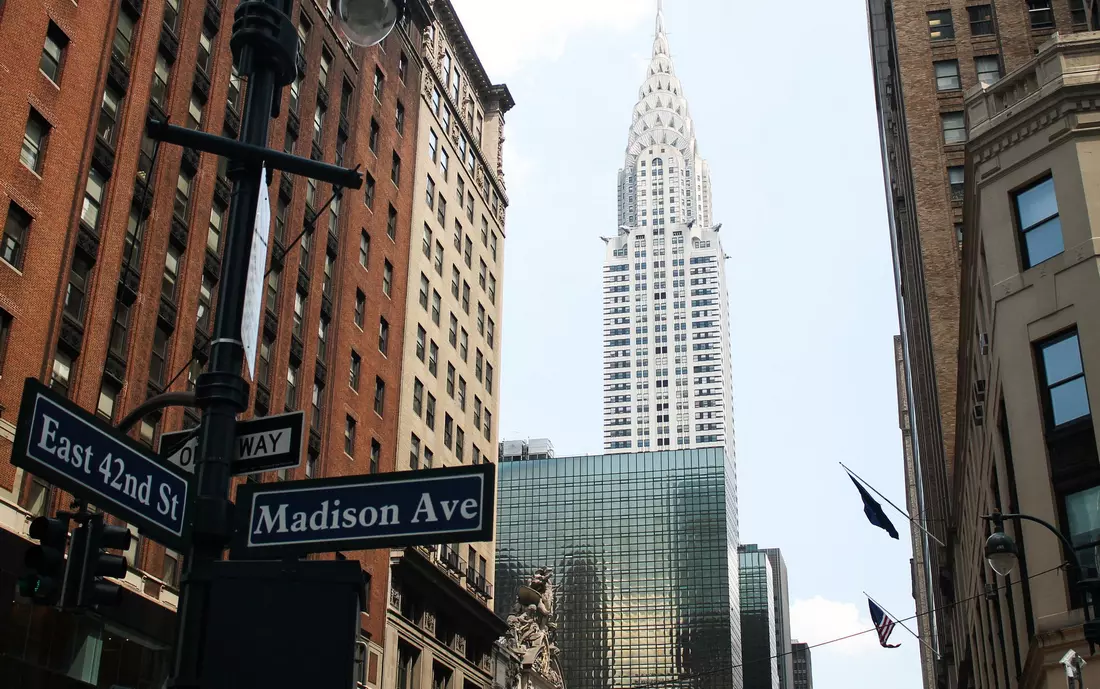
[450,1,924,687]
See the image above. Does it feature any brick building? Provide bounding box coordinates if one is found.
[0,0,434,686]
[866,2,1100,689]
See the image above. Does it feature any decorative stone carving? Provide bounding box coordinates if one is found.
[422,610,436,635]
[390,586,403,610]
[500,568,563,689]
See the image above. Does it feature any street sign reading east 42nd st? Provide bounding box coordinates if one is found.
[231,463,494,559]
[11,379,192,551]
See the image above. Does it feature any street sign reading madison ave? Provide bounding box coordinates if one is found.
[11,379,192,550]
[231,463,495,559]
[159,411,304,475]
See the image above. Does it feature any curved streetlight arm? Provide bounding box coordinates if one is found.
[985,512,1084,573]
[116,392,197,433]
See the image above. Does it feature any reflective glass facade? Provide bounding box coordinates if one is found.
[738,549,777,689]
[496,449,741,689]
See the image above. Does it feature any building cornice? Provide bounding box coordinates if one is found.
[432,0,515,114]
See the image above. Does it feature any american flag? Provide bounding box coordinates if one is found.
[868,599,901,649]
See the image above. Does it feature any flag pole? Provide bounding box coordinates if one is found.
[840,462,946,548]
[865,592,941,660]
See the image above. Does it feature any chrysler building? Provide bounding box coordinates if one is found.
[602,1,734,461]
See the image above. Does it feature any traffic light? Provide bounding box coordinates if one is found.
[75,514,132,607]
[18,516,70,605]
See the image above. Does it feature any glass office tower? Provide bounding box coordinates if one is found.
[739,548,779,689]
[496,448,741,689]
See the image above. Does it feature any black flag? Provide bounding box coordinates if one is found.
[849,473,899,540]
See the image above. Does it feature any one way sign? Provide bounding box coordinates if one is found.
[159,411,304,476]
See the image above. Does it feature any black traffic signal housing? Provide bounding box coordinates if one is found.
[75,513,132,608]
[18,516,70,605]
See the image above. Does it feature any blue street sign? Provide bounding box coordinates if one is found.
[12,379,192,550]
[231,464,494,559]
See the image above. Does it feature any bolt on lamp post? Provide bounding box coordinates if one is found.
[982,511,1100,650]
[138,1,405,687]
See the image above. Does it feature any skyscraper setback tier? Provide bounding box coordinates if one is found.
[602,2,734,462]
[495,449,742,689]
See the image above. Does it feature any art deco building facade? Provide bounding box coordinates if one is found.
[601,3,734,464]
[383,2,513,689]
[739,546,778,689]
[865,3,1100,686]
[952,31,1100,689]
[496,449,742,689]
[0,0,437,685]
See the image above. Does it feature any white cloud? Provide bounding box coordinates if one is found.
[449,0,654,77]
[789,597,879,656]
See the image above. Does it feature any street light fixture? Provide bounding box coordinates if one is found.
[984,521,1020,577]
[333,0,406,46]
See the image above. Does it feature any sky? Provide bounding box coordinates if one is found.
[449,1,924,688]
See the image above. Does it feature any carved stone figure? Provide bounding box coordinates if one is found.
[501,567,563,689]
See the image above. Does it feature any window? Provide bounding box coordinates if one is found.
[313,104,326,146]
[432,291,441,325]
[399,52,409,83]
[488,274,497,304]
[426,176,436,209]
[391,152,401,186]
[448,314,458,347]
[62,254,92,323]
[355,289,365,327]
[328,195,340,239]
[434,241,444,275]
[396,101,405,134]
[457,377,466,410]
[164,0,181,31]
[416,325,426,361]
[429,342,438,376]
[440,149,449,180]
[311,383,324,430]
[437,196,447,227]
[1015,175,1063,268]
[976,55,1001,87]
[319,50,332,89]
[462,282,470,313]
[479,260,487,289]
[484,409,492,440]
[928,10,954,40]
[457,175,466,201]
[455,428,465,461]
[41,22,67,82]
[379,318,389,354]
[318,315,330,359]
[289,76,302,115]
[1028,0,1054,29]
[419,273,430,309]
[428,130,439,162]
[369,118,380,153]
[474,397,482,429]
[383,260,393,296]
[161,246,181,303]
[81,166,107,227]
[466,193,474,222]
[488,318,495,349]
[451,69,460,102]
[432,87,442,114]
[149,326,171,387]
[425,394,436,429]
[341,80,353,120]
[301,228,313,268]
[447,363,455,397]
[481,217,489,246]
[491,232,498,261]
[444,415,453,448]
[108,301,130,359]
[197,28,214,74]
[370,440,380,473]
[1038,331,1090,427]
[472,445,481,465]
[187,92,204,130]
[3,203,31,269]
[475,350,483,381]
[51,350,73,397]
[460,329,468,361]
[208,203,226,254]
[228,64,242,112]
[413,378,424,416]
[1071,0,1089,28]
[464,236,473,267]
[266,269,281,313]
[374,377,386,415]
[359,231,371,268]
[410,433,421,468]
[152,54,171,107]
[345,416,357,455]
[387,205,398,240]
[293,290,306,339]
[477,305,485,335]
[451,266,460,298]
[96,86,124,145]
[22,110,50,173]
[175,170,194,221]
[948,166,964,202]
[969,5,994,35]
[486,363,494,393]
[941,111,966,144]
[258,333,273,386]
[934,60,960,91]
[286,363,299,408]
[374,67,385,100]
[197,274,214,332]
[422,224,433,257]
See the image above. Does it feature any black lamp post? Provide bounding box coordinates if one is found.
[982,512,1100,649]
[138,1,404,686]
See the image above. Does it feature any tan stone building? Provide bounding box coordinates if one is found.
[383,1,513,689]
[953,31,1100,689]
